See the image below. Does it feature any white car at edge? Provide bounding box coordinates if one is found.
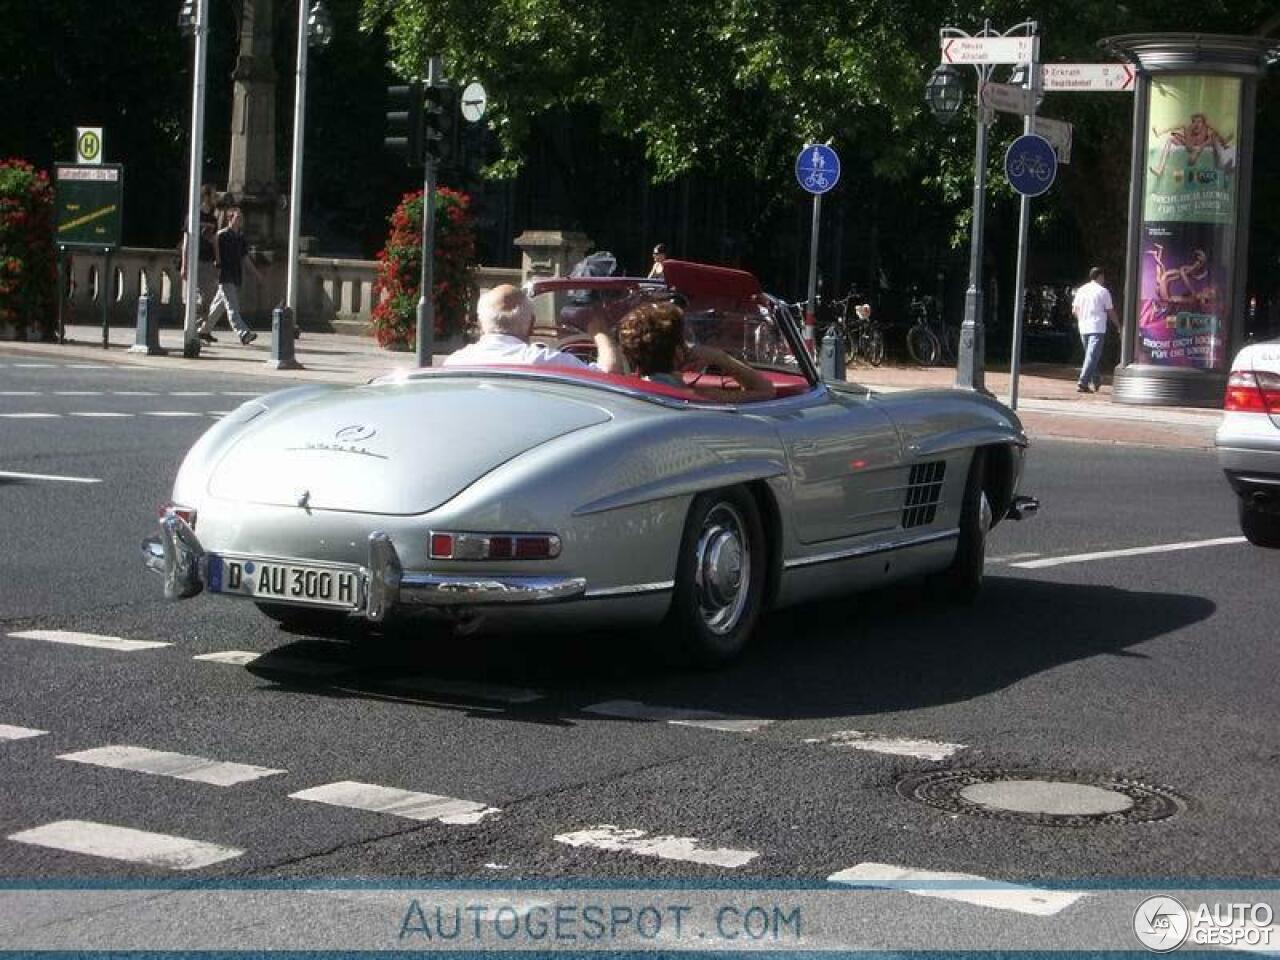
[1216,338,1280,547]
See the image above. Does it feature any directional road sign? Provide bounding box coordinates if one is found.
[1032,116,1073,164]
[941,36,1035,65]
[795,144,840,195]
[1005,134,1057,197]
[980,81,1036,116]
[1041,63,1136,92]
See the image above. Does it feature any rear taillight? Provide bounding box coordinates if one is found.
[428,531,561,561]
[159,502,197,528]
[1224,370,1280,414]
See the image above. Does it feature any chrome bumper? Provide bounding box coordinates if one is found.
[142,525,586,621]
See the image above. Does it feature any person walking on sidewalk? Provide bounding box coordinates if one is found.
[207,206,261,345]
[1071,266,1119,393]
[179,184,221,343]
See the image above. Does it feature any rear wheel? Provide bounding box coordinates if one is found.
[906,324,940,366]
[1239,499,1280,548]
[861,328,886,367]
[931,450,990,603]
[667,487,766,666]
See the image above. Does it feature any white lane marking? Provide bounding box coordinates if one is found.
[987,552,1041,564]
[554,825,759,868]
[12,363,55,368]
[58,745,284,786]
[53,390,103,396]
[289,781,500,824]
[0,724,47,741]
[207,410,233,417]
[0,470,102,484]
[69,412,132,418]
[0,390,41,396]
[828,863,1087,916]
[220,391,263,397]
[8,820,243,870]
[169,391,215,397]
[385,676,545,704]
[0,412,60,419]
[112,391,158,396]
[8,630,171,652]
[583,699,771,733]
[804,730,966,761]
[193,650,261,666]
[66,364,110,369]
[1012,536,1247,569]
[143,411,205,418]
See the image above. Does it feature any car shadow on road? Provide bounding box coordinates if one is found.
[244,576,1214,723]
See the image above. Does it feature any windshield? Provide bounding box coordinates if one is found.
[534,283,804,373]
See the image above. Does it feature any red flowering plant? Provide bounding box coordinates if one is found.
[371,187,476,350]
[0,159,57,340]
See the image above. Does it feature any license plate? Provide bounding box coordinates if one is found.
[208,555,360,610]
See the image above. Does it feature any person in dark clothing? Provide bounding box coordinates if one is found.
[179,184,221,342]
[206,207,261,345]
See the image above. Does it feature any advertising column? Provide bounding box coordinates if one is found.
[1103,34,1277,408]
[1137,76,1240,371]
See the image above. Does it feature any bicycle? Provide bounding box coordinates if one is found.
[826,293,885,366]
[905,295,960,367]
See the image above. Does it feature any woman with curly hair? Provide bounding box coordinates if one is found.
[617,301,776,402]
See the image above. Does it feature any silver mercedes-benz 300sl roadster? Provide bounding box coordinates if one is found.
[143,260,1037,664]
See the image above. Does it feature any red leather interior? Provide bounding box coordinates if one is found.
[432,364,813,403]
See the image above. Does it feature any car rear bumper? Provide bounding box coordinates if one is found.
[142,518,587,621]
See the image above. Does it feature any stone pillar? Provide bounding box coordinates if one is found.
[227,0,282,251]
[1102,33,1278,407]
[513,229,592,340]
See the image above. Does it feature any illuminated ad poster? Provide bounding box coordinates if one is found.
[1138,74,1241,369]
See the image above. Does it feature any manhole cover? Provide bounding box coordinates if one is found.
[897,769,1187,827]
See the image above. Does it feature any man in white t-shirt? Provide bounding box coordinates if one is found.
[444,284,621,373]
[1071,267,1119,393]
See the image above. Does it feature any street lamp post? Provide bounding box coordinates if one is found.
[179,0,210,359]
[926,21,1037,394]
[283,0,333,332]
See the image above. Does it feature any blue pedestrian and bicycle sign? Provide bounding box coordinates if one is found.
[795,144,840,195]
[1005,134,1057,197]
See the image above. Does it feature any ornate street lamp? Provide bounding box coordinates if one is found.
[924,64,964,126]
[279,0,333,367]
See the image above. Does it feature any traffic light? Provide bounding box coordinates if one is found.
[423,86,456,163]
[384,82,425,167]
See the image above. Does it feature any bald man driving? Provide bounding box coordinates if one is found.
[444,284,620,373]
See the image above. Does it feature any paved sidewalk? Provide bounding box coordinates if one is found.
[0,323,1223,449]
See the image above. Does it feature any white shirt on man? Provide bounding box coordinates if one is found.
[1072,280,1114,335]
[443,333,594,369]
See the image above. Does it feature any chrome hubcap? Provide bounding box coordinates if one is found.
[693,503,750,635]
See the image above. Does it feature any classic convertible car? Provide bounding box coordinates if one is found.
[144,260,1037,664]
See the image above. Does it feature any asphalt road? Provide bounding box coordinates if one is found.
[1,356,1276,950]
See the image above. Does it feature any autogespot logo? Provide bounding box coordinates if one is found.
[1134,895,1190,952]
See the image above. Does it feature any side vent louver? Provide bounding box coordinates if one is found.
[902,461,946,528]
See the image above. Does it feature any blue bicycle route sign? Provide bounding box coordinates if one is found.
[795,144,840,195]
[1005,134,1057,197]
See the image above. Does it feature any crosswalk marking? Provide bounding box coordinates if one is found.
[828,863,1088,916]
[804,730,966,761]
[58,745,285,786]
[583,699,771,733]
[289,781,500,824]
[193,650,262,666]
[8,820,243,870]
[554,825,759,868]
[8,630,171,652]
[0,724,47,741]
